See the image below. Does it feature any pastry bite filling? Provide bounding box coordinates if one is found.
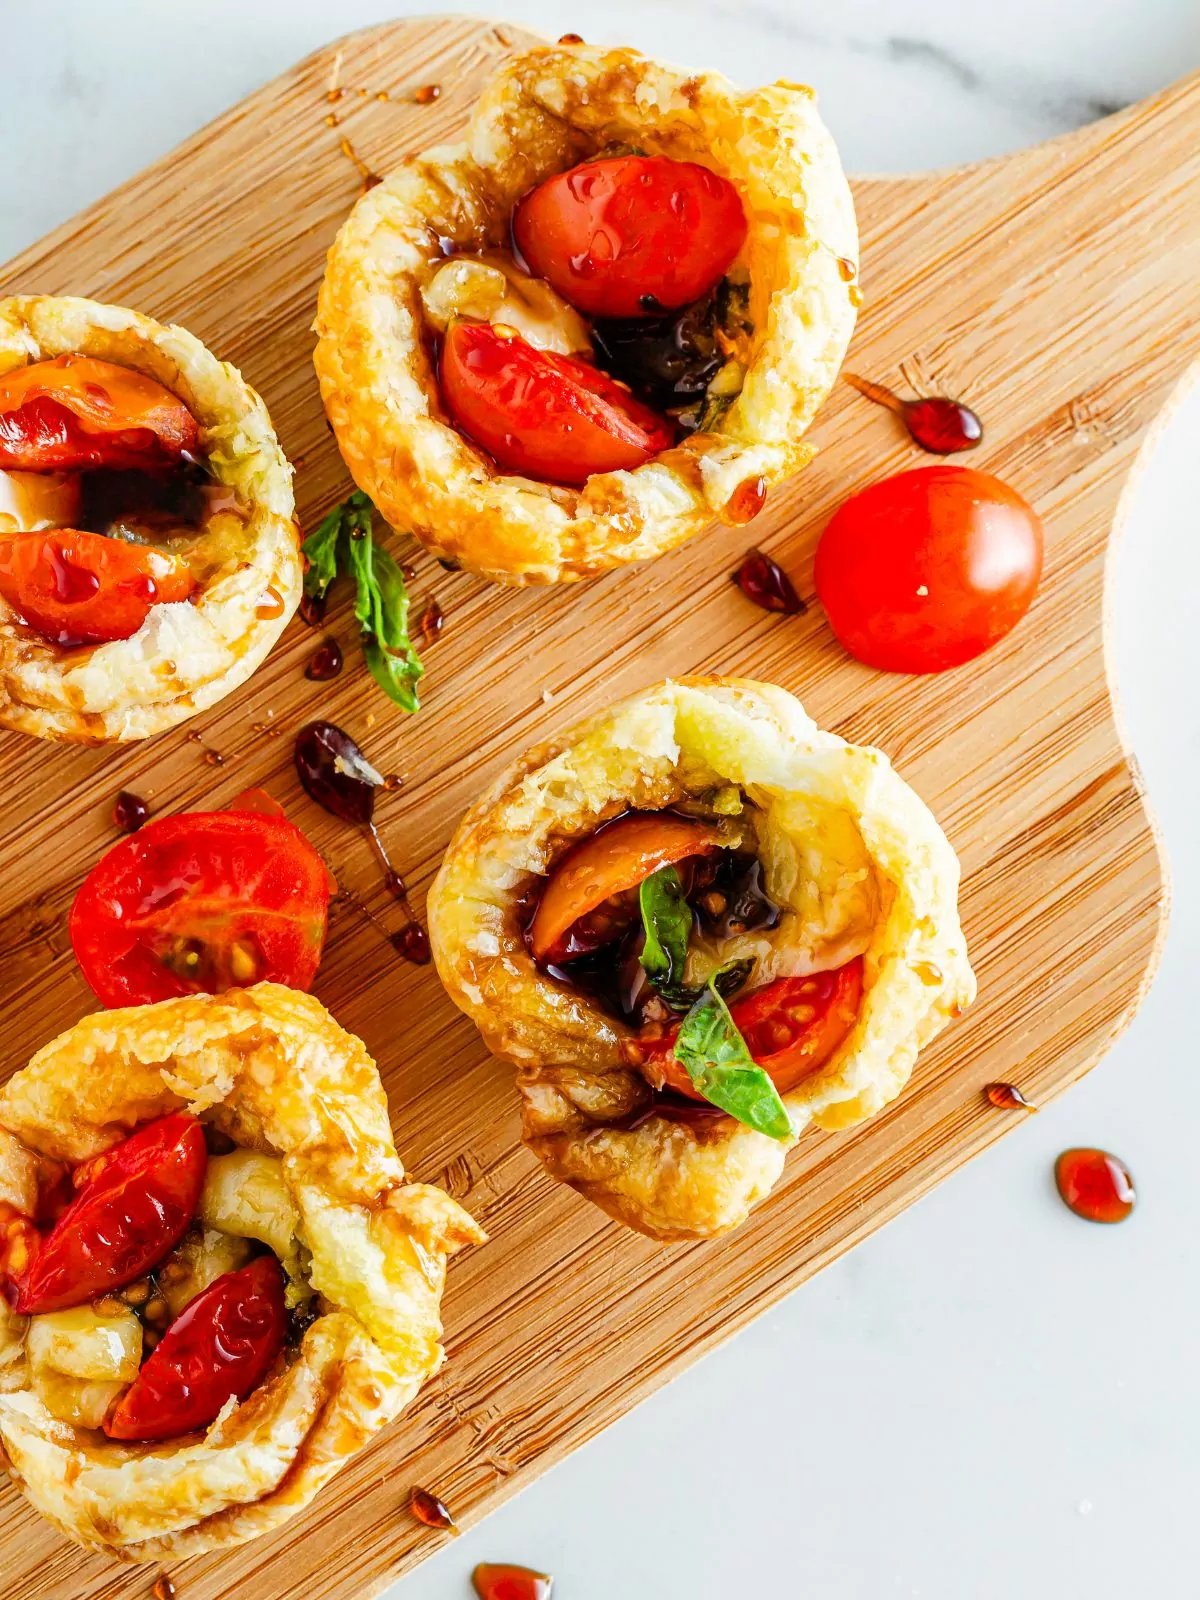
[422,152,753,487]
[0,1111,316,1441]
[0,354,251,648]
[524,804,867,1138]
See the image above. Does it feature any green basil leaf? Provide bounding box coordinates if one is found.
[300,499,349,601]
[638,866,692,989]
[672,981,794,1141]
[343,513,424,714]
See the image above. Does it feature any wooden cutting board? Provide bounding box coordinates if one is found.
[0,16,1196,1599]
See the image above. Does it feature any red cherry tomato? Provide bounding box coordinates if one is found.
[0,355,199,472]
[814,465,1044,673]
[0,528,197,646]
[224,786,288,819]
[530,813,725,964]
[648,958,864,1101]
[69,810,334,1007]
[105,1254,287,1442]
[513,155,748,319]
[14,1114,207,1314]
[440,321,674,485]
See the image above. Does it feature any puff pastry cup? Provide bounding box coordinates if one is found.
[428,678,975,1241]
[0,983,483,1559]
[0,295,300,742]
[314,42,857,585]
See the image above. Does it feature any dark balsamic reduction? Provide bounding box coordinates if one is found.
[294,721,382,825]
[299,592,327,628]
[306,638,343,681]
[410,1486,456,1530]
[472,1562,554,1600]
[152,1575,177,1600]
[733,550,805,614]
[420,599,445,645]
[294,722,430,964]
[985,1081,1037,1112]
[1055,1148,1135,1224]
[843,372,983,455]
[112,790,149,833]
[592,287,727,412]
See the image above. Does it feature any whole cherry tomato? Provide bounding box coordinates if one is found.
[513,155,747,319]
[530,812,725,964]
[0,528,197,646]
[440,321,674,484]
[105,1254,287,1442]
[14,1114,207,1314]
[0,355,199,472]
[648,958,864,1100]
[814,465,1044,673]
[69,810,334,1007]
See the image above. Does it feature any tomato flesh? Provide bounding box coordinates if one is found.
[440,321,674,485]
[648,958,864,1101]
[0,355,199,472]
[13,1114,207,1314]
[69,810,334,1007]
[0,527,196,646]
[224,786,288,819]
[530,812,724,964]
[814,465,1044,673]
[513,155,748,319]
[104,1254,287,1441]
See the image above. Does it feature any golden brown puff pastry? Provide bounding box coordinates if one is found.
[313,43,857,586]
[0,983,483,1559]
[428,678,975,1240]
[0,295,301,742]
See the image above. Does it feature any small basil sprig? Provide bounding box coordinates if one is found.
[300,491,424,711]
[638,866,752,1011]
[672,980,794,1141]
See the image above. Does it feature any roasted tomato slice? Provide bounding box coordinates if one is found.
[648,957,864,1101]
[0,355,199,472]
[14,1114,207,1315]
[69,810,334,1007]
[105,1254,287,1442]
[440,321,675,485]
[0,527,197,646]
[814,466,1044,674]
[513,155,748,319]
[530,812,725,964]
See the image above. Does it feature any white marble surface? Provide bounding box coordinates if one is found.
[5,3,1200,1597]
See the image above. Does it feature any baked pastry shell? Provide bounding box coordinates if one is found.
[0,295,301,742]
[428,678,976,1240]
[0,983,483,1560]
[314,43,858,585]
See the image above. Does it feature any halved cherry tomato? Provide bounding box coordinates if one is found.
[0,527,197,646]
[224,786,288,819]
[513,155,748,319]
[14,1114,207,1314]
[530,812,724,964]
[0,355,199,472]
[440,321,675,485]
[105,1254,287,1442]
[69,810,334,1007]
[647,957,864,1101]
[814,466,1044,674]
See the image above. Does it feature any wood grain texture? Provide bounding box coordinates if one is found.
[0,16,1195,1598]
